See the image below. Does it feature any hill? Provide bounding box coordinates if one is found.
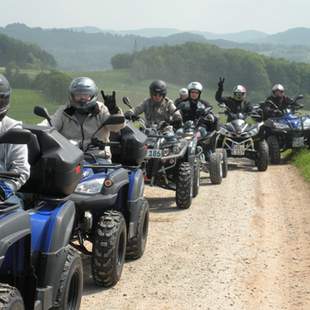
[0,32,56,68]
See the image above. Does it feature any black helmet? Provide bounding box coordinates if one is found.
[149,80,167,97]
[0,74,11,120]
[69,77,98,113]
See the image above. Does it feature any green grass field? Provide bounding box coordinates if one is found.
[9,89,58,123]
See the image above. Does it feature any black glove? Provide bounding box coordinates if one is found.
[171,119,183,129]
[101,90,120,114]
[218,77,225,90]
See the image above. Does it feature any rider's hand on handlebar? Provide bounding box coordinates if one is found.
[0,181,13,201]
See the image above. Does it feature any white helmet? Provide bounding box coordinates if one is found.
[179,88,188,97]
[233,85,247,101]
[187,81,203,93]
[272,84,285,93]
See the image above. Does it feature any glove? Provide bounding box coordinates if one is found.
[124,110,139,121]
[101,90,120,114]
[218,77,225,90]
[171,119,183,129]
[0,181,13,201]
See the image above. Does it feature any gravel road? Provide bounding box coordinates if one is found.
[81,161,310,310]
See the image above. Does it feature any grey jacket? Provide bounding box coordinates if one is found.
[47,102,124,157]
[134,97,182,127]
[0,117,30,191]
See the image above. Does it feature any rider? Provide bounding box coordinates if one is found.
[215,77,253,121]
[178,81,217,131]
[0,74,30,201]
[125,80,182,128]
[261,84,295,120]
[46,77,124,159]
[174,88,189,107]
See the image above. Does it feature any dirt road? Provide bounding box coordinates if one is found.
[81,161,310,310]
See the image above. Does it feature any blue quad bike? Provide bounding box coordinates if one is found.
[263,95,310,164]
[34,106,150,289]
[0,125,84,310]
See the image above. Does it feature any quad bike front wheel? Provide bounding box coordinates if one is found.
[256,140,269,171]
[267,135,281,164]
[216,148,228,178]
[53,246,83,310]
[126,199,149,260]
[176,162,193,209]
[209,152,222,185]
[192,159,200,198]
[92,210,127,288]
[0,284,24,310]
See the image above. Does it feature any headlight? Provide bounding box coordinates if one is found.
[162,148,170,157]
[172,145,181,154]
[75,179,104,194]
[248,128,259,136]
[273,122,289,129]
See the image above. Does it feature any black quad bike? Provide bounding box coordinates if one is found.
[0,125,84,310]
[123,97,199,209]
[176,105,228,185]
[35,106,149,289]
[215,106,269,171]
[263,95,310,164]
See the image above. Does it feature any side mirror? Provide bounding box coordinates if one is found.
[0,129,32,144]
[34,106,52,125]
[122,96,133,109]
[295,94,304,101]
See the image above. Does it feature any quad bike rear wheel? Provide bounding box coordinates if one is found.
[176,162,193,209]
[0,284,24,310]
[126,199,149,260]
[92,210,127,288]
[267,135,281,164]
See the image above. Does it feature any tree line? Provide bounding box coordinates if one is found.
[112,42,310,104]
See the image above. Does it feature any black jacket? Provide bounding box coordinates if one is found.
[179,99,217,131]
[261,95,294,120]
[215,87,252,121]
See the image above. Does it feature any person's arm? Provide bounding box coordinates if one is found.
[99,102,124,133]
[133,100,146,116]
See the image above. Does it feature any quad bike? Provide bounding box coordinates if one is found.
[34,106,149,288]
[0,125,84,310]
[176,105,228,185]
[263,95,310,164]
[122,97,199,209]
[215,105,269,171]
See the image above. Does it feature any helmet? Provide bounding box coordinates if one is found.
[179,88,188,97]
[187,82,203,93]
[233,85,247,101]
[69,77,98,113]
[0,74,11,120]
[149,80,167,97]
[272,84,285,94]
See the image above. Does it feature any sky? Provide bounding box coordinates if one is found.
[0,0,307,34]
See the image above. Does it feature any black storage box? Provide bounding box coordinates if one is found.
[110,123,147,166]
[21,125,83,197]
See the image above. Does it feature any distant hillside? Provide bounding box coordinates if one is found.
[0,24,207,71]
[257,27,310,46]
[0,32,56,68]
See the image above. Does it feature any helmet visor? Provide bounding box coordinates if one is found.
[233,92,245,101]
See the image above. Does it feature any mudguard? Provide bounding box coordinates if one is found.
[127,169,145,238]
[185,138,198,163]
[30,200,76,306]
[0,207,31,267]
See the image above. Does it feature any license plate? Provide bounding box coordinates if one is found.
[146,149,162,158]
[292,137,304,148]
[231,144,245,156]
